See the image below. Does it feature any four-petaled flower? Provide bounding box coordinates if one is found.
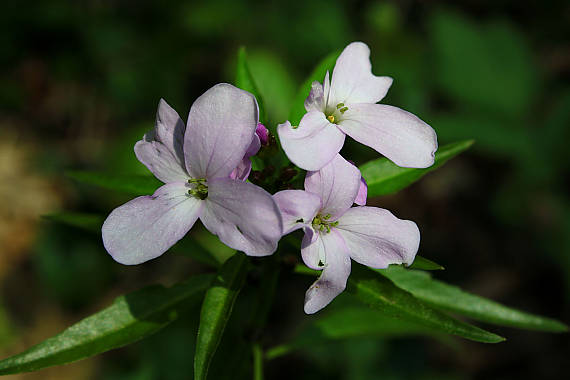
[278,42,438,171]
[274,155,420,313]
[102,84,283,264]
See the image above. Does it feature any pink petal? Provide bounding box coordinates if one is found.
[338,103,438,168]
[335,206,420,268]
[134,99,189,183]
[328,42,393,107]
[277,112,345,171]
[355,176,367,206]
[102,182,203,265]
[303,230,351,314]
[273,190,321,235]
[304,81,325,113]
[200,178,283,256]
[304,154,361,219]
[229,157,252,181]
[184,83,259,179]
[255,123,269,146]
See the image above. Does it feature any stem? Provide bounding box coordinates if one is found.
[252,343,264,380]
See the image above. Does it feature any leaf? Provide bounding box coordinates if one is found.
[246,50,296,125]
[0,274,213,375]
[429,10,537,116]
[347,265,505,343]
[235,47,265,123]
[408,256,444,271]
[378,266,569,332]
[194,253,249,380]
[42,212,104,233]
[66,170,162,196]
[288,49,340,126]
[294,264,504,343]
[266,302,447,360]
[360,140,474,197]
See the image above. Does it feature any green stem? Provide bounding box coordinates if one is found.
[252,343,264,380]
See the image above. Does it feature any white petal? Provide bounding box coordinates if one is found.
[304,80,325,113]
[134,139,189,183]
[338,103,438,168]
[304,154,361,219]
[303,230,351,314]
[273,190,321,235]
[277,113,345,171]
[102,182,203,265]
[134,99,189,183]
[335,206,420,268]
[200,178,283,256]
[328,42,393,106]
[184,83,259,179]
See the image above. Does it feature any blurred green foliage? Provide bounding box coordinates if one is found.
[0,0,568,379]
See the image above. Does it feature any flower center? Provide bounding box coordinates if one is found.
[325,103,349,125]
[312,213,338,234]
[187,178,208,200]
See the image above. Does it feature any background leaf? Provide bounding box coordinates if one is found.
[66,171,162,196]
[360,140,474,197]
[0,274,213,375]
[194,253,249,380]
[235,47,265,124]
[42,212,104,233]
[378,266,569,332]
[288,49,340,126]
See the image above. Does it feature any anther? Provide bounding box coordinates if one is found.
[327,115,335,123]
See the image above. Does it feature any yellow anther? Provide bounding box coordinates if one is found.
[327,115,335,123]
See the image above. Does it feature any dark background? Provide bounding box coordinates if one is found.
[1,0,568,379]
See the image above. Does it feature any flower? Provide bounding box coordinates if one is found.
[277,42,438,171]
[273,155,420,313]
[102,84,283,265]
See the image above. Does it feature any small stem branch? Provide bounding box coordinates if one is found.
[252,343,264,380]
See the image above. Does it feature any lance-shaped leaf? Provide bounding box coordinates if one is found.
[0,274,213,375]
[67,170,162,196]
[378,266,568,332]
[236,47,265,123]
[266,303,447,360]
[408,256,444,271]
[360,140,474,197]
[295,264,504,343]
[288,50,341,126]
[194,253,249,380]
[346,265,504,343]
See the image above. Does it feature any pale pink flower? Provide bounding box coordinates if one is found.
[102,84,283,265]
[278,42,438,171]
[274,155,419,313]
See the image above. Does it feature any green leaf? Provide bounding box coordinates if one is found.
[266,302,447,360]
[295,264,504,343]
[246,50,296,126]
[0,274,213,375]
[347,265,505,343]
[42,212,104,233]
[66,170,162,196]
[235,47,265,123]
[360,140,474,197]
[288,49,340,126]
[408,256,444,271]
[378,266,569,332]
[194,253,249,380]
[429,10,537,116]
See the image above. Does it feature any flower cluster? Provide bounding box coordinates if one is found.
[102,42,437,314]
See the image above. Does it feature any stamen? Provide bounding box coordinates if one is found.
[187,178,208,200]
[312,213,338,234]
[339,107,349,114]
[327,115,335,123]
[336,102,345,109]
